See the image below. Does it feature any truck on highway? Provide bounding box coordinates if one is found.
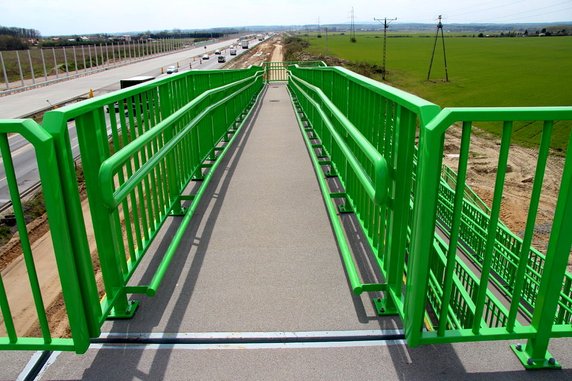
[119,76,155,89]
[108,76,155,113]
[241,40,249,49]
[257,34,264,41]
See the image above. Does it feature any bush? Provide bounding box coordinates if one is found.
[0,35,28,50]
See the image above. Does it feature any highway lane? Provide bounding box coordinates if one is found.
[0,38,263,210]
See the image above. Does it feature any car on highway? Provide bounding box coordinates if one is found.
[217,55,226,63]
[230,48,237,55]
[166,65,178,74]
[202,54,209,60]
[215,49,221,55]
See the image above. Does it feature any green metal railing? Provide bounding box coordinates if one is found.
[408,108,572,369]
[287,63,571,369]
[0,66,264,353]
[1,60,570,369]
[0,120,90,353]
[288,64,440,316]
[263,61,326,82]
[440,164,491,214]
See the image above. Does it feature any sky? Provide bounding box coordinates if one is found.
[1,0,571,36]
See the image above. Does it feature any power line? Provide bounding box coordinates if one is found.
[446,0,528,20]
[485,2,572,22]
[373,17,397,81]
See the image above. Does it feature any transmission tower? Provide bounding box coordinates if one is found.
[427,15,449,81]
[374,17,397,80]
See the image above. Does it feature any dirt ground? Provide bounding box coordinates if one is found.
[442,125,570,272]
[224,36,283,69]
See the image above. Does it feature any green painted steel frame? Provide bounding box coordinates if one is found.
[288,64,440,317]
[1,59,571,369]
[0,120,91,353]
[1,66,264,353]
[408,107,572,369]
[263,61,326,82]
[287,63,572,369]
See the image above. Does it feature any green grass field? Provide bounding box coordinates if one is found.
[304,33,572,150]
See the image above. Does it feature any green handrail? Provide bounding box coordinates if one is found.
[99,71,263,208]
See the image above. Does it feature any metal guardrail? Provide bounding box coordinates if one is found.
[0,66,264,353]
[287,63,572,369]
[0,120,90,353]
[263,61,326,82]
[1,60,571,370]
[408,108,572,369]
[288,64,440,318]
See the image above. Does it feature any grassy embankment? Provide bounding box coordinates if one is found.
[288,33,572,151]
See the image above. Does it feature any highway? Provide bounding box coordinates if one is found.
[0,37,263,210]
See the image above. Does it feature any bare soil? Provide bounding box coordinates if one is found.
[224,37,282,69]
[442,125,571,272]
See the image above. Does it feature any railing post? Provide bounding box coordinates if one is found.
[512,132,572,369]
[405,123,444,346]
[42,112,102,337]
[73,109,138,319]
[380,107,417,315]
[159,83,184,215]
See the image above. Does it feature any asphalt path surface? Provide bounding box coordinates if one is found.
[0,38,263,210]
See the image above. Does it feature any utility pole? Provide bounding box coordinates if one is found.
[350,7,356,42]
[374,17,397,81]
[427,15,449,82]
[325,27,328,56]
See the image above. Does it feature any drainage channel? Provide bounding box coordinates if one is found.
[91,330,406,346]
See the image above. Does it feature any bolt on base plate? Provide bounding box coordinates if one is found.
[510,344,561,370]
[373,296,398,316]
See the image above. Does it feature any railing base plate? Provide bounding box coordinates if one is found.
[373,296,399,316]
[107,300,139,320]
[510,344,561,370]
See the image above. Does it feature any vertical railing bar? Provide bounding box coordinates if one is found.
[133,94,157,231]
[125,98,150,242]
[506,120,553,331]
[437,121,472,335]
[472,120,512,334]
[0,135,52,343]
[109,109,137,262]
[150,92,168,215]
[0,270,18,342]
[118,103,144,250]
[140,91,163,222]
[121,98,149,241]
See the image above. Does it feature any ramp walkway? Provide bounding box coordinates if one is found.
[0,63,571,380]
[4,83,569,381]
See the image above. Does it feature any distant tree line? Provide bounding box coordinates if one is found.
[0,26,41,39]
[477,27,570,38]
[0,25,41,50]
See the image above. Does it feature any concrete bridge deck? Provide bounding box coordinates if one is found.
[2,84,572,380]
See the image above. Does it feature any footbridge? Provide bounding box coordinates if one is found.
[0,62,571,379]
